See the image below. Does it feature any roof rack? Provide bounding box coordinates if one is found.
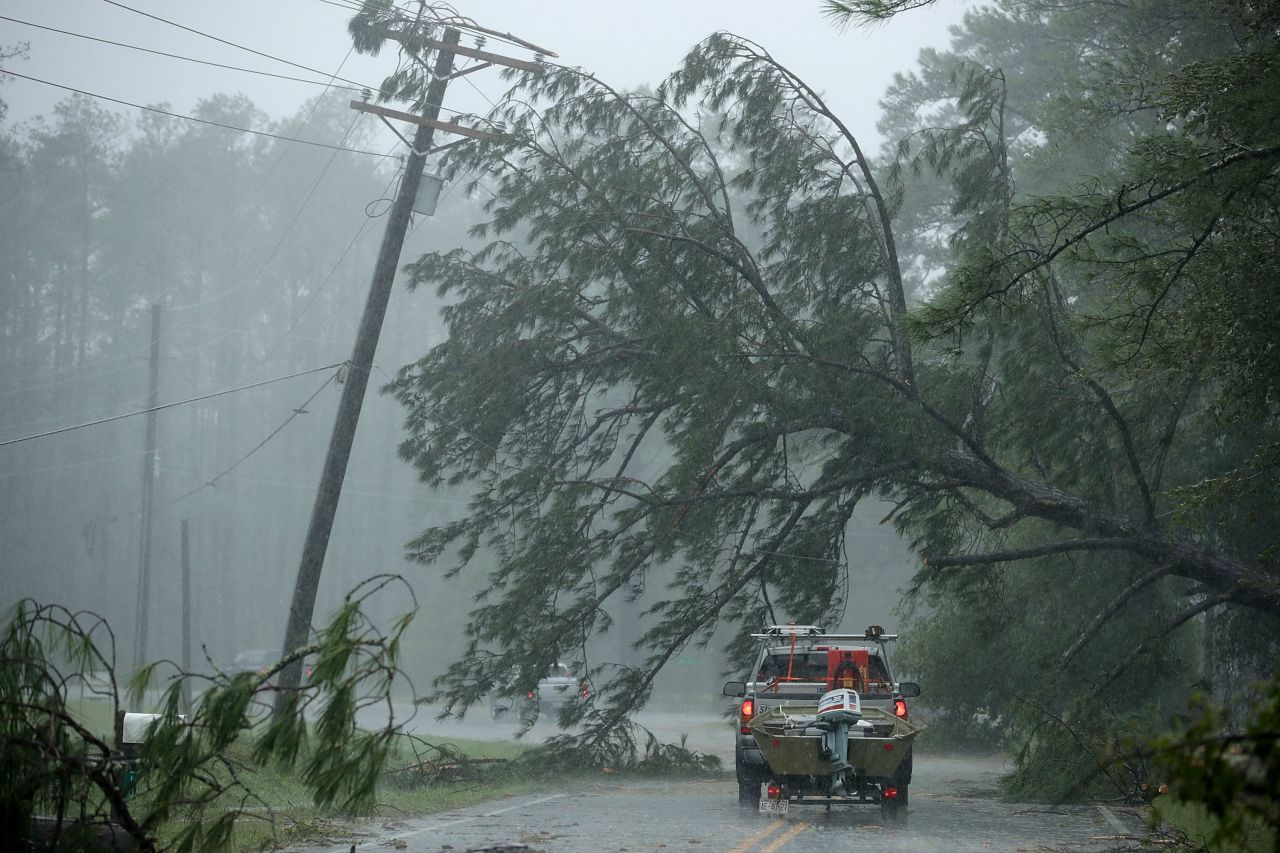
[814,633,898,642]
[751,625,897,642]
[753,625,824,638]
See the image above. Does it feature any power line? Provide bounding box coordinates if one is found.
[169,110,367,314]
[305,0,413,15]
[0,395,155,440]
[253,44,358,190]
[3,24,382,376]
[0,435,190,483]
[0,353,147,402]
[48,137,398,380]
[263,218,373,358]
[99,0,372,91]
[0,68,388,157]
[130,45,366,360]
[0,362,343,449]
[298,0,558,57]
[162,466,466,505]
[171,371,338,504]
[0,14,369,93]
[304,0,411,14]
[261,165,402,361]
[162,140,400,368]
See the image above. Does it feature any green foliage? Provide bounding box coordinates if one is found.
[347,2,469,109]
[0,577,416,851]
[1155,798,1277,853]
[1147,673,1280,849]
[519,722,720,778]
[379,0,1279,787]
[878,0,1280,795]
[822,0,941,26]
[897,543,1203,788]
[390,36,931,755]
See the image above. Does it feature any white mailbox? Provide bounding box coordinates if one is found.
[122,712,187,745]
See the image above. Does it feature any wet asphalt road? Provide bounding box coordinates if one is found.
[300,755,1148,853]
[296,708,1151,853]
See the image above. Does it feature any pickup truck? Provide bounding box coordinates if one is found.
[723,624,921,820]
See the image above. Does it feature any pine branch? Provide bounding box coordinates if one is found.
[1089,592,1236,696]
[924,537,1141,568]
[1059,563,1171,671]
[943,143,1280,330]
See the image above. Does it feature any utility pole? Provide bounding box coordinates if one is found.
[180,518,193,712]
[275,14,555,708]
[133,304,161,682]
[274,29,464,705]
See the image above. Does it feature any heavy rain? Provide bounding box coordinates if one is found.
[1,1,1277,851]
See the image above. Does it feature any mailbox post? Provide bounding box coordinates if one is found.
[116,711,187,798]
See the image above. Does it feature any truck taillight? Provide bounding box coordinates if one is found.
[740,698,755,734]
[766,783,783,800]
[894,699,908,718]
[526,690,535,700]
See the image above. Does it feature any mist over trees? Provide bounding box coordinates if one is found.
[0,81,500,689]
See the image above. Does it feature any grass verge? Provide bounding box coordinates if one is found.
[66,698,548,851]
[1153,798,1276,853]
[223,739,546,850]
[174,731,544,851]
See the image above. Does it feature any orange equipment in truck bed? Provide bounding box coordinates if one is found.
[826,647,869,693]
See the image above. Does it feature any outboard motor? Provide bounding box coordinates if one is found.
[815,688,861,773]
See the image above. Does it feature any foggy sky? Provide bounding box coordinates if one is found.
[2,0,966,150]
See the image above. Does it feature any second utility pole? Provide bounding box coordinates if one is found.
[275,28,461,705]
[133,303,161,686]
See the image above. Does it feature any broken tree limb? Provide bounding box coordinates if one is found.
[925,537,1141,568]
[1060,563,1172,671]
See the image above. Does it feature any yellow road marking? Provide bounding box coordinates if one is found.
[758,819,810,853]
[728,818,786,852]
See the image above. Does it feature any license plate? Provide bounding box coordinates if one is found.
[759,798,789,815]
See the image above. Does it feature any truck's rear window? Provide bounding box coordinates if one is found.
[756,650,893,697]
[757,652,828,681]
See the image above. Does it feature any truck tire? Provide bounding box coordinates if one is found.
[737,763,764,808]
[897,750,913,784]
[735,750,764,808]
